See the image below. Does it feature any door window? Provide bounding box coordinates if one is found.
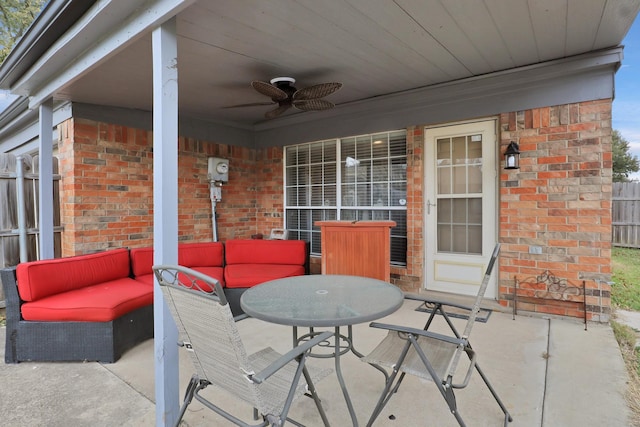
[436,134,483,255]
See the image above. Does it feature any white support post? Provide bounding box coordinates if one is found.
[152,18,180,427]
[38,99,54,260]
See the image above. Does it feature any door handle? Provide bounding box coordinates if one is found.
[427,199,436,214]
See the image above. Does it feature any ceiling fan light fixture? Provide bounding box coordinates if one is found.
[270,77,296,85]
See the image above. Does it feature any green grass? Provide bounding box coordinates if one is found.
[612,247,640,311]
[612,247,640,425]
[612,321,640,375]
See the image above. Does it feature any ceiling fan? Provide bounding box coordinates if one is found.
[226,77,342,119]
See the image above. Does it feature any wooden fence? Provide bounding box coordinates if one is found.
[612,182,640,248]
[0,153,62,307]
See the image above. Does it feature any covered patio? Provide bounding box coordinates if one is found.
[1,1,639,425]
[0,300,631,426]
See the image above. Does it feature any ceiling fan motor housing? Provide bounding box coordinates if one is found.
[270,77,297,102]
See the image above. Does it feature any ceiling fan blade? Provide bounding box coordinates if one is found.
[293,99,335,111]
[265,104,292,119]
[293,82,342,101]
[251,81,288,101]
[223,101,276,109]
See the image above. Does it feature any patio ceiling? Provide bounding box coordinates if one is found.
[1,0,639,138]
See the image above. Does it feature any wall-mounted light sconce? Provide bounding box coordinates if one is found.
[504,141,520,170]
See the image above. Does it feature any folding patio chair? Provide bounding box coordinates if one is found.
[153,265,333,427]
[361,243,512,426]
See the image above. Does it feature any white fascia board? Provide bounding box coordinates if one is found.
[12,0,195,109]
[0,102,71,154]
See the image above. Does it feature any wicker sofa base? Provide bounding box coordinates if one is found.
[2,267,154,364]
[5,306,153,363]
[4,305,154,364]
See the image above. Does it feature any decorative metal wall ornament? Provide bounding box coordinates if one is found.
[513,269,587,330]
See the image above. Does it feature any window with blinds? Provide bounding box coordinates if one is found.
[285,130,407,266]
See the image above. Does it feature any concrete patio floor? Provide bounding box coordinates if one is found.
[0,300,632,426]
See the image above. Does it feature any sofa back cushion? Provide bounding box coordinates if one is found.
[130,242,224,280]
[130,247,154,278]
[224,239,307,266]
[16,248,131,302]
[224,264,305,288]
[179,242,224,267]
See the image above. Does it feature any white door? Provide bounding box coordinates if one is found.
[424,120,498,298]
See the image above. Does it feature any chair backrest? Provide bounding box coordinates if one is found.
[447,243,501,378]
[152,265,266,412]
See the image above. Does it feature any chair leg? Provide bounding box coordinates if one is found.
[366,341,413,427]
[366,364,404,427]
[274,354,309,427]
[473,362,513,424]
[442,383,467,427]
[460,342,512,424]
[302,365,331,427]
[174,375,202,427]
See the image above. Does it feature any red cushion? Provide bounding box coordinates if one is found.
[190,266,225,286]
[131,242,224,282]
[20,278,153,322]
[130,247,154,277]
[133,274,154,286]
[16,248,131,302]
[224,264,305,288]
[179,242,224,267]
[224,240,306,265]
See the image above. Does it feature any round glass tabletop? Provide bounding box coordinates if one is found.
[240,274,404,327]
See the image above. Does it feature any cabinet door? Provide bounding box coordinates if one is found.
[318,221,394,281]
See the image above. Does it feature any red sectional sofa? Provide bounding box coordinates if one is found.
[1,239,309,363]
[1,248,154,363]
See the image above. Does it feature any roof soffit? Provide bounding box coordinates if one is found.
[10,0,195,107]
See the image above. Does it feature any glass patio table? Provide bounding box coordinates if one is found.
[240,274,404,427]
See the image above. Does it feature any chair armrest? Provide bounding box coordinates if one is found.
[251,331,334,384]
[369,322,464,346]
[404,293,493,315]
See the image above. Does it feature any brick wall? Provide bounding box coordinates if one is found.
[255,146,286,237]
[390,126,423,292]
[58,118,262,255]
[499,100,613,322]
[58,119,155,255]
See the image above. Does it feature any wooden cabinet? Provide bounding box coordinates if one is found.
[315,220,396,282]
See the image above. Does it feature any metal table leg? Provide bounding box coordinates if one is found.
[333,326,359,427]
[293,326,358,426]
